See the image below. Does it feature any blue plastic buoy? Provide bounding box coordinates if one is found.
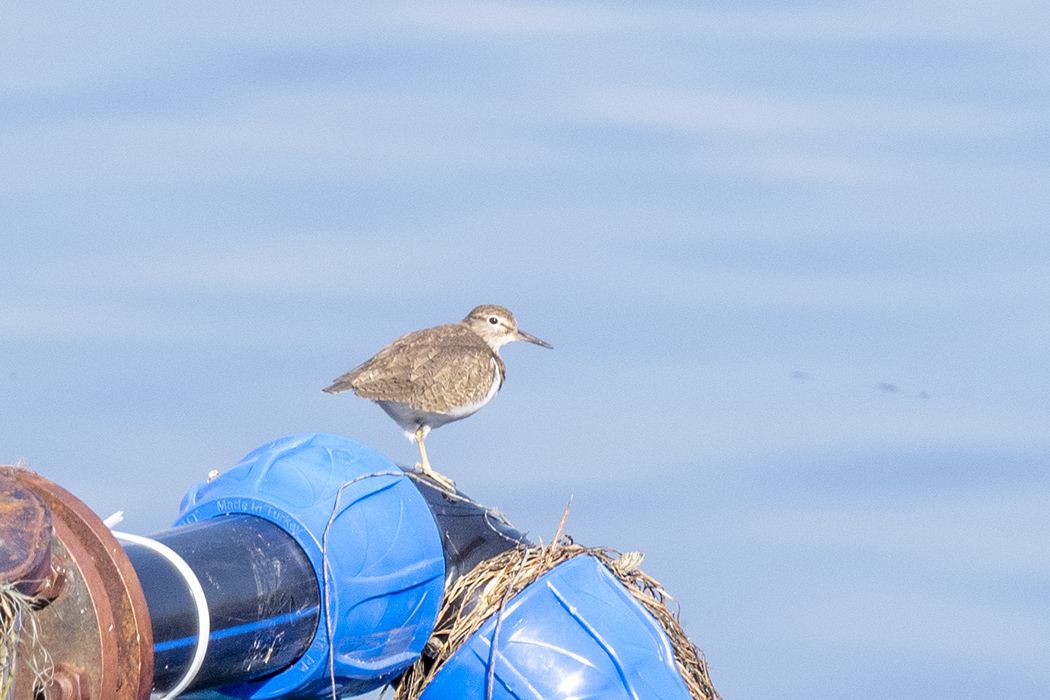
[177,433,446,699]
[419,555,694,700]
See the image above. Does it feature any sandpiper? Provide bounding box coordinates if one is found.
[323,305,552,489]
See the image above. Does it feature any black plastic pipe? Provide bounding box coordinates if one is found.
[408,475,528,585]
[123,475,527,697]
[122,514,320,694]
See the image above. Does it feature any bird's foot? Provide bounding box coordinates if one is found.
[414,462,456,491]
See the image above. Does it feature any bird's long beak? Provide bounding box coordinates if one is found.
[516,330,553,349]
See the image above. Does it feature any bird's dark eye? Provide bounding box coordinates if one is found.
[488,317,499,325]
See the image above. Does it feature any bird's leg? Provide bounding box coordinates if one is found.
[414,426,456,491]
[414,426,431,471]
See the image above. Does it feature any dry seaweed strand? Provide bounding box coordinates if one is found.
[1,582,54,700]
[394,503,722,700]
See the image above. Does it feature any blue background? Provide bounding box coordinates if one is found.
[3,2,1048,698]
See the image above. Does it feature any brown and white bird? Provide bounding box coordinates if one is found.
[323,305,552,489]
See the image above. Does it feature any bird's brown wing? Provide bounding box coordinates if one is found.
[409,338,502,413]
[325,324,498,413]
[321,328,424,397]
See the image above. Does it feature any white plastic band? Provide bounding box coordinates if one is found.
[113,531,210,700]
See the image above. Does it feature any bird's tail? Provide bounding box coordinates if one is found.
[322,379,353,394]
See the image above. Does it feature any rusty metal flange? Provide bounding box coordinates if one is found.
[1,466,153,700]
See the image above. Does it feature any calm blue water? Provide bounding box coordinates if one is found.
[3,3,1049,698]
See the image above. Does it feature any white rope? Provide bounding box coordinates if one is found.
[113,531,210,700]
